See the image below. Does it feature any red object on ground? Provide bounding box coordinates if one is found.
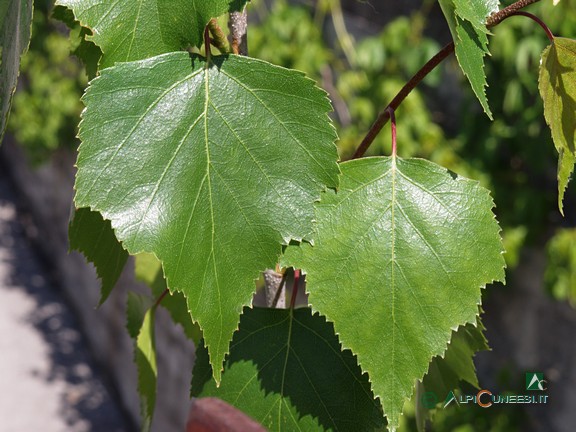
[186,397,267,432]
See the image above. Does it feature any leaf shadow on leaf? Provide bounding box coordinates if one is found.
[549,49,576,154]
[458,18,484,56]
[191,307,385,431]
[188,52,230,71]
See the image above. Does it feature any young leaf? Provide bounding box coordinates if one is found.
[191,307,385,432]
[0,0,33,140]
[75,53,339,383]
[69,207,128,305]
[538,37,576,215]
[439,0,497,119]
[54,0,249,68]
[282,157,505,430]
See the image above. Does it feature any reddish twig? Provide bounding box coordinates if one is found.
[352,0,544,159]
[486,0,542,27]
[506,11,555,42]
[352,42,454,159]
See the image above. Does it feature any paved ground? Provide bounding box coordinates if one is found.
[0,170,131,432]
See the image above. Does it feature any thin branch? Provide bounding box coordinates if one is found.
[486,0,542,27]
[352,42,454,159]
[264,269,287,308]
[352,0,543,159]
[330,0,356,66]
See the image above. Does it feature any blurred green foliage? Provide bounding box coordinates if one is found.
[545,228,576,307]
[460,0,576,236]
[7,0,86,163]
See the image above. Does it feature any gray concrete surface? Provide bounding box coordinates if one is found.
[0,169,131,432]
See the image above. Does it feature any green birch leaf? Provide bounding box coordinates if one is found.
[439,0,495,119]
[455,18,492,119]
[282,157,505,430]
[75,52,339,383]
[1,0,33,140]
[538,37,576,215]
[191,307,384,432]
[54,0,249,68]
[69,207,128,305]
[134,253,202,344]
[136,306,157,432]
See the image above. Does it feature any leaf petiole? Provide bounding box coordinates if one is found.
[153,288,169,310]
[507,11,555,43]
[203,25,211,61]
[388,107,397,158]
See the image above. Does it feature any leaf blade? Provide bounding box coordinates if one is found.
[283,157,505,429]
[538,38,576,214]
[75,53,339,382]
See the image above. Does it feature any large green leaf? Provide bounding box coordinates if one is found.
[191,307,384,431]
[54,0,248,68]
[75,52,339,382]
[539,37,576,215]
[439,0,497,119]
[69,207,128,305]
[282,157,505,430]
[0,0,33,140]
